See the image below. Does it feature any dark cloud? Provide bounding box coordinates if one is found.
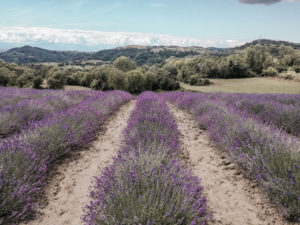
[238,0,289,5]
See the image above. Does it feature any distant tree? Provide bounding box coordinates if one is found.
[16,69,35,88]
[113,56,137,72]
[47,69,66,89]
[156,68,180,90]
[0,68,10,86]
[32,77,43,89]
[189,75,211,86]
[80,72,94,87]
[126,69,145,93]
[90,79,102,90]
[262,67,278,77]
[90,68,109,90]
[66,71,84,85]
[144,71,159,90]
[107,67,127,90]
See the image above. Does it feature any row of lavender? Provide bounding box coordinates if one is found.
[162,92,300,222]
[0,87,97,138]
[198,92,300,137]
[0,90,133,225]
[83,92,208,225]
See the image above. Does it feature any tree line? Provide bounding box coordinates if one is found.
[0,44,299,92]
[0,56,180,93]
[163,44,300,85]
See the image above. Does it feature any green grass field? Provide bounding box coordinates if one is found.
[64,85,92,91]
[180,78,300,94]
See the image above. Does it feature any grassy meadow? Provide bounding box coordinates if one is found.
[180,78,300,94]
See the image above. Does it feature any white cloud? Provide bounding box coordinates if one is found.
[0,26,246,49]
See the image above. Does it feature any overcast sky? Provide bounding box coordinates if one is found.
[0,0,299,50]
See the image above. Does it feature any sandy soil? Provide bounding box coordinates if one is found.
[23,100,136,225]
[168,103,289,225]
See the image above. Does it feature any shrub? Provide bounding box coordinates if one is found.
[189,75,211,86]
[113,56,137,72]
[47,70,66,89]
[16,69,35,88]
[32,77,43,89]
[0,68,9,86]
[126,69,146,93]
[262,67,279,77]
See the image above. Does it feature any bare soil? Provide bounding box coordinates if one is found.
[23,100,136,225]
[168,103,289,225]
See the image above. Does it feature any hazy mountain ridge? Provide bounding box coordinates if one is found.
[0,39,299,65]
[233,39,300,50]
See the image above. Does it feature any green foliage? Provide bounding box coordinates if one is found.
[107,67,127,90]
[88,66,109,90]
[144,71,159,91]
[16,69,35,88]
[189,75,211,86]
[163,43,300,84]
[156,68,180,91]
[0,68,9,86]
[46,69,66,89]
[32,77,43,89]
[126,69,146,93]
[294,66,300,73]
[66,71,84,85]
[262,67,279,77]
[113,56,137,72]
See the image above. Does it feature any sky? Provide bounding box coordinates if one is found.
[0,0,299,51]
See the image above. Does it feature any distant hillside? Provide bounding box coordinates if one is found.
[89,46,202,65]
[234,39,300,50]
[0,45,202,65]
[0,46,90,64]
[0,39,299,65]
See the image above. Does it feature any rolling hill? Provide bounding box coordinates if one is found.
[0,39,299,65]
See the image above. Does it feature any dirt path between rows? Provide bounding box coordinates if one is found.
[24,100,136,225]
[168,103,289,225]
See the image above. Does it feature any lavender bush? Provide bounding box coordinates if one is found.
[0,90,133,225]
[163,92,300,222]
[214,93,300,137]
[0,87,94,138]
[83,92,208,225]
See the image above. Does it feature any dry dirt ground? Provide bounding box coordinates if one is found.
[168,103,290,225]
[23,100,136,225]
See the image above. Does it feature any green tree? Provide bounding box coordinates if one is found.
[144,71,159,90]
[47,69,66,89]
[107,67,127,90]
[32,77,43,89]
[113,56,137,72]
[126,69,145,93]
[0,68,10,86]
[262,67,278,77]
[16,69,35,88]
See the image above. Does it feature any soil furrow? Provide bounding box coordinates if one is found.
[23,100,136,225]
[168,103,288,225]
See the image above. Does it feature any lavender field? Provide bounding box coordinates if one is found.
[0,87,133,224]
[162,92,300,222]
[0,88,300,225]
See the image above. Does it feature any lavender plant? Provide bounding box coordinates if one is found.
[83,92,208,225]
[215,93,300,137]
[0,90,133,225]
[163,92,300,222]
[0,88,94,138]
